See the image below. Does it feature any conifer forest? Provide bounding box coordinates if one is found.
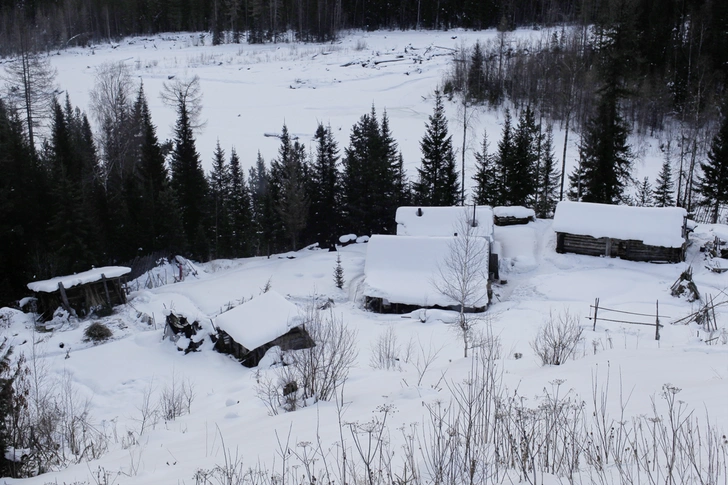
[1,0,727,307]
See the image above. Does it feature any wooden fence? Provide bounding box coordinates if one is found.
[588,298,666,341]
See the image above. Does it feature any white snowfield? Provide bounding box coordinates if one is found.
[26,266,131,293]
[553,201,688,248]
[395,205,494,239]
[214,290,302,350]
[2,28,727,485]
[364,234,489,308]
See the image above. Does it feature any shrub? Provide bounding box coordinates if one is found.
[531,309,583,366]
[84,322,112,342]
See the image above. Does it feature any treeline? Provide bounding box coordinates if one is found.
[444,0,727,215]
[0,0,689,56]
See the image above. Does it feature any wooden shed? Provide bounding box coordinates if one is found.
[214,291,314,367]
[27,266,130,320]
[553,201,689,263]
[493,206,536,226]
[363,235,491,314]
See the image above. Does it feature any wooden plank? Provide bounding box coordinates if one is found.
[58,282,72,314]
[101,274,112,307]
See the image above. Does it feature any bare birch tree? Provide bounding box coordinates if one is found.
[434,212,491,357]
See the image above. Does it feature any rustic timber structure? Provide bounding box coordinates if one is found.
[27,267,130,320]
[213,291,314,367]
[493,206,536,226]
[553,202,689,263]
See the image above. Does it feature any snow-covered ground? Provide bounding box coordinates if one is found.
[1,29,727,484]
[3,216,728,484]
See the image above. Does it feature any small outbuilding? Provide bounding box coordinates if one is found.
[552,201,689,263]
[363,235,490,313]
[27,266,131,320]
[214,291,314,367]
[493,206,536,226]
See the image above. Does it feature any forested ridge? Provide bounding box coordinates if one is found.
[1,0,727,308]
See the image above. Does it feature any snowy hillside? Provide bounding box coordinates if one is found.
[45,28,670,191]
[3,215,728,484]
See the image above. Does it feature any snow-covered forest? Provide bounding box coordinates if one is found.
[1,0,728,482]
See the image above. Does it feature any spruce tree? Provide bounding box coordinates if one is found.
[699,113,728,223]
[342,105,399,235]
[472,129,498,206]
[169,94,209,259]
[508,106,539,206]
[378,111,401,233]
[414,90,459,206]
[577,93,634,204]
[535,125,560,218]
[270,125,309,251]
[333,253,344,289]
[209,140,232,258]
[309,123,341,248]
[45,99,100,274]
[653,159,675,207]
[249,152,275,256]
[467,41,486,102]
[493,109,515,206]
[635,177,653,207]
[228,148,253,257]
[0,97,47,304]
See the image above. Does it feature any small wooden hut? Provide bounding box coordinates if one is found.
[363,235,491,313]
[493,206,536,226]
[214,291,314,367]
[27,266,130,320]
[552,201,689,263]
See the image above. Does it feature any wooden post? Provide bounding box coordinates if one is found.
[101,274,112,308]
[58,282,72,314]
[593,297,599,331]
[655,300,660,341]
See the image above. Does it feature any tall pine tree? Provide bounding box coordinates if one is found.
[342,105,399,235]
[308,123,341,248]
[414,90,459,206]
[535,125,560,218]
[653,159,676,207]
[577,93,634,204]
[169,92,209,259]
[228,148,253,257]
[507,106,539,206]
[472,128,498,206]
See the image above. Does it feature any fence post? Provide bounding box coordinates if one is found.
[655,300,660,341]
[593,297,599,331]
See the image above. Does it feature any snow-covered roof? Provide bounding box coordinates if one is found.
[364,235,489,308]
[27,266,131,293]
[214,291,301,350]
[493,206,535,219]
[395,206,494,239]
[552,201,687,248]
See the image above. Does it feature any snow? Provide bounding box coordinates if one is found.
[363,234,489,307]
[395,205,494,239]
[214,291,302,350]
[552,201,688,248]
[493,205,535,219]
[3,29,728,485]
[27,266,132,293]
